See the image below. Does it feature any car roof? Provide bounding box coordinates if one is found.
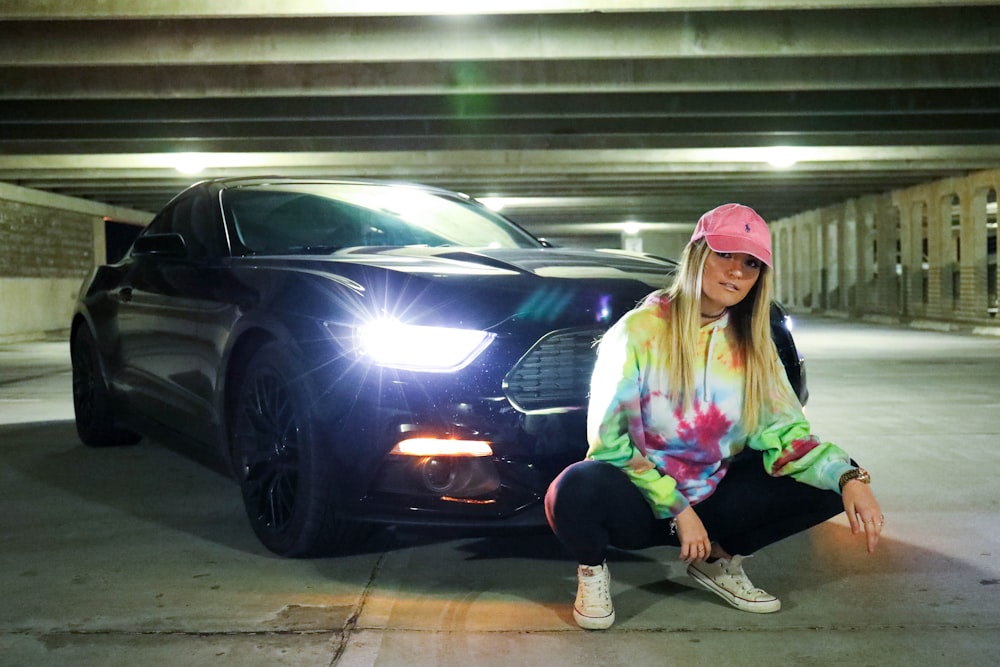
[159,176,477,213]
[207,176,470,198]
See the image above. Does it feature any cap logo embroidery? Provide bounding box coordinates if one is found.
[745,224,751,233]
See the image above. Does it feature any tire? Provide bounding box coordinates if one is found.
[229,342,358,557]
[71,327,142,447]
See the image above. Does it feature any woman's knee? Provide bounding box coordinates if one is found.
[545,460,619,525]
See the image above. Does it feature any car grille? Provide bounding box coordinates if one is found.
[502,327,605,413]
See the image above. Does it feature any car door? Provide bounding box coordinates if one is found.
[112,188,227,441]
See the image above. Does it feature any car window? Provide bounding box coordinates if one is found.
[223,183,540,255]
[140,191,223,259]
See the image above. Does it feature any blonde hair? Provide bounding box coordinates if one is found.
[663,239,789,433]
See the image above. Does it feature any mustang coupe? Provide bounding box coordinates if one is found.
[71,178,806,556]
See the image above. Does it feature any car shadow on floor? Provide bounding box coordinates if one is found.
[1,419,553,561]
[0,419,394,558]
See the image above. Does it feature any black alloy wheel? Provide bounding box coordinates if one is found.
[230,342,348,557]
[70,327,140,447]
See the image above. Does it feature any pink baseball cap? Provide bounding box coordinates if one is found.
[690,203,772,267]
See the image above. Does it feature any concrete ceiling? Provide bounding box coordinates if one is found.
[1,0,999,239]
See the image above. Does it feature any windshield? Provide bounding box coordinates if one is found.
[222,182,541,255]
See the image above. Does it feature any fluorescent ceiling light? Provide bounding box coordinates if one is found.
[172,153,208,175]
[766,147,799,169]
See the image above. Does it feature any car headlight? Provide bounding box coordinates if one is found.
[355,318,496,372]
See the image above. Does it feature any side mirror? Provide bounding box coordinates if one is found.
[131,233,187,258]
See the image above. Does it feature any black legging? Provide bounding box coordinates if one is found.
[544,451,845,566]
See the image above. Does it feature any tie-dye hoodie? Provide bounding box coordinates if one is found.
[586,291,853,519]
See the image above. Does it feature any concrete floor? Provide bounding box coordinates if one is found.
[1,316,998,667]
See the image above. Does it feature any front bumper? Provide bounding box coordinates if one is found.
[352,400,589,528]
[312,329,598,529]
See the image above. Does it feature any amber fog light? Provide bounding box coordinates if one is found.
[416,456,500,496]
[390,438,493,457]
[422,457,457,492]
[382,438,500,497]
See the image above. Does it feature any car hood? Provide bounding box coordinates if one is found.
[243,245,675,333]
[321,245,674,284]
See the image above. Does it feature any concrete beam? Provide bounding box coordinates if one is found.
[1,9,997,66]
[3,55,999,99]
[2,0,995,19]
[0,182,152,223]
[2,145,998,174]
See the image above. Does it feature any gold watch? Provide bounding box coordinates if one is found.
[839,467,871,491]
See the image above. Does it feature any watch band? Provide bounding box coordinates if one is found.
[839,467,871,491]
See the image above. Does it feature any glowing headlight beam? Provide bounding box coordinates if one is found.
[355,319,495,372]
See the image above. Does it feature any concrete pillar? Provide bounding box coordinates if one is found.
[899,200,925,320]
[804,214,820,311]
[859,208,876,313]
[967,186,990,320]
[842,204,858,314]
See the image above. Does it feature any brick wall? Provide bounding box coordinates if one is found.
[0,199,94,279]
[0,183,149,342]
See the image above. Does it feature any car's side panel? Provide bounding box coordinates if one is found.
[92,188,232,442]
[111,257,220,436]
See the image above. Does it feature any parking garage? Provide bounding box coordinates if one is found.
[2,2,1000,665]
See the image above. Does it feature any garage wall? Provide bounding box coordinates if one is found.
[770,168,1000,334]
[0,183,148,343]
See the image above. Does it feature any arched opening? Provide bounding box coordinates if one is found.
[949,194,961,309]
[844,214,857,311]
[779,227,792,305]
[862,212,876,309]
[893,209,902,315]
[921,205,929,307]
[988,189,997,317]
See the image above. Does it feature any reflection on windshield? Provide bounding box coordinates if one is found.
[223,183,541,255]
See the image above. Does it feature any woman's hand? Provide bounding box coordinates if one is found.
[674,506,712,563]
[842,480,884,554]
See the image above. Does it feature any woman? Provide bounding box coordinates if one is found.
[544,203,883,630]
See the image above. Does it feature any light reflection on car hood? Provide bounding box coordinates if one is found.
[308,245,675,287]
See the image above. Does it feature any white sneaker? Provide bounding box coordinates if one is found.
[573,561,615,629]
[687,555,781,613]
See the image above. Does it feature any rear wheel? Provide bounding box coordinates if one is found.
[230,342,358,557]
[71,327,141,447]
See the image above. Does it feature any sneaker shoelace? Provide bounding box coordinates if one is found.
[718,559,770,598]
[577,566,611,610]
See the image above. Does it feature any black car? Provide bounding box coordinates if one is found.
[71,177,806,557]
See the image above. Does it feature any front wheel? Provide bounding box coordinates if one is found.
[229,342,358,557]
[71,327,141,447]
